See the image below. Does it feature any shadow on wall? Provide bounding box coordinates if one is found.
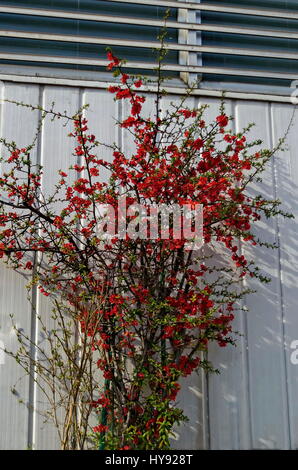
[174,101,298,450]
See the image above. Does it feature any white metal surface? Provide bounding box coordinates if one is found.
[178,0,201,84]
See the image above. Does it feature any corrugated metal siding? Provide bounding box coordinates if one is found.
[0,80,298,450]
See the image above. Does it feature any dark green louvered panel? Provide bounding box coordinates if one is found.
[200,0,298,89]
[0,0,297,92]
[0,0,179,75]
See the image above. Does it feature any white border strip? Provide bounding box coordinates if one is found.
[0,72,294,104]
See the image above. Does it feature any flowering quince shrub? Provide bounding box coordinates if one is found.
[0,52,293,450]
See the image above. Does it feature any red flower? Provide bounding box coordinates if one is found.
[137,372,145,379]
[89,167,99,176]
[107,52,120,70]
[103,370,113,380]
[121,73,129,84]
[216,114,229,127]
[93,424,108,433]
[131,102,142,116]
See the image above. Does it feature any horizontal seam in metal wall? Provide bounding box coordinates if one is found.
[0,73,294,103]
[1,30,298,61]
[0,53,297,80]
[1,6,298,39]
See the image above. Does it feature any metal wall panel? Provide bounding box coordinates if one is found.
[0,80,298,450]
[33,86,81,450]
[271,103,298,450]
[0,82,40,450]
[202,99,252,450]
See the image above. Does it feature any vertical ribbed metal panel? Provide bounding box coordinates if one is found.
[237,101,290,450]
[34,86,81,450]
[0,82,40,450]
[271,102,298,450]
[203,99,252,450]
